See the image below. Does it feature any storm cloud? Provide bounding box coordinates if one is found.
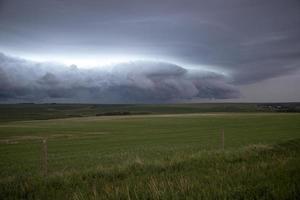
[0,0,299,102]
[0,53,239,103]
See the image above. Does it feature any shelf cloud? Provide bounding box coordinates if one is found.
[0,53,239,103]
[0,0,299,102]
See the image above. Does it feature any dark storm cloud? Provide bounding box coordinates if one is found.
[1,0,300,83]
[0,0,299,102]
[0,53,239,103]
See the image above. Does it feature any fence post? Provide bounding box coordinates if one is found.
[42,138,48,176]
[221,129,224,150]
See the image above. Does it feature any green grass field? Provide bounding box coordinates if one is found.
[0,110,300,199]
[1,103,299,122]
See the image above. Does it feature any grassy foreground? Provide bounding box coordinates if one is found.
[0,113,300,199]
[1,139,300,199]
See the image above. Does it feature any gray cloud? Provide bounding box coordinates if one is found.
[0,0,299,102]
[0,53,239,103]
[0,0,300,86]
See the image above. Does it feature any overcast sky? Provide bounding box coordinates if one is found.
[0,0,299,103]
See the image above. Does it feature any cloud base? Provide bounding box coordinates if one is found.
[0,53,239,103]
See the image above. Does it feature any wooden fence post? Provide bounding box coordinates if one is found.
[42,138,48,176]
[221,129,224,150]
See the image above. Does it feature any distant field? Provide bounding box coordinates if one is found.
[0,112,300,199]
[0,102,299,122]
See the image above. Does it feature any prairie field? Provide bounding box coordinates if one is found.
[1,0,300,199]
[0,104,300,199]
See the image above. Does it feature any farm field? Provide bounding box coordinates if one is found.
[0,111,300,199]
[1,103,299,122]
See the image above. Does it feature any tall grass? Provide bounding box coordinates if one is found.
[1,139,299,199]
[1,113,299,199]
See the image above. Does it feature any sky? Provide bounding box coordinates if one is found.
[0,0,299,103]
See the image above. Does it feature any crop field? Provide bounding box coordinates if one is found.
[1,103,299,122]
[0,108,300,199]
